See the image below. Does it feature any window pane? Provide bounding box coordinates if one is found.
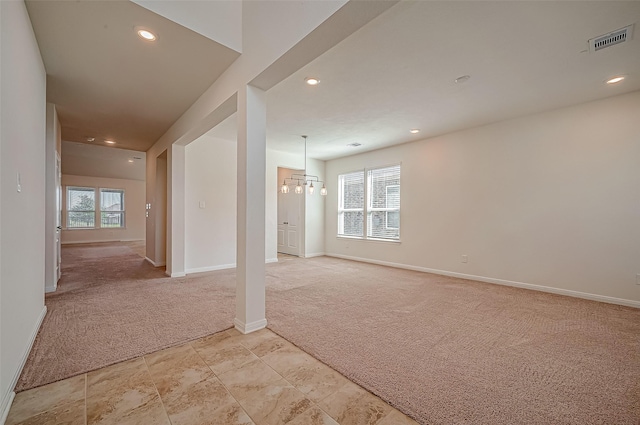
[341,172,364,209]
[67,187,95,228]
[100,189,125,228]
[101,212,124,227]
[367,165,400,239]
[387,211,399,229]
[100,189,124,212]
[68,211,95,228]
[340,211,364,237]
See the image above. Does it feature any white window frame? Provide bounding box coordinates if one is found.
[337,164,401,242]
[99,188,126,228]
[66,186,97,229]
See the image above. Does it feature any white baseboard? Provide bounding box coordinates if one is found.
[234,318,267,334]
[1,306,47,424]
[327,254,640,309]
[44,284,57,294]
[144,257,166,267]
[186,263,236,274]
[185,259,279,275]
[165,271,186,278]
[0,391,15,425]
[304,252,325,258]
[62,238,144,245]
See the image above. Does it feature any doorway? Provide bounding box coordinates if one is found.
[277,167,303,256]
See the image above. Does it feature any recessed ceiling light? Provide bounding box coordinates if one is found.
[105,140,115,145]
[410,129,420,134]
[136,28,156,42]
[128,159,134,163]
[305,77,320,86]
[455,75,471,84]
[606,76,625,84]
[86,137,95,142]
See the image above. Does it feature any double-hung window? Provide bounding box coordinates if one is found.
[100,189,125,228]
[337,164,401,241]
[67,186,96,228]
[367,165,400,240]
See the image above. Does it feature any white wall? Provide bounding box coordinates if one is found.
[304,157,326,257]
[0,1,47,420]
[184,135,237,273]
[325,91,640,305]
[61,175,146,244]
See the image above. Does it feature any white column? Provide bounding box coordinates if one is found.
[235,85,267,334]
[167,144,186,277]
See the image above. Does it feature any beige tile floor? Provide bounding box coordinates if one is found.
[6,328,418,425]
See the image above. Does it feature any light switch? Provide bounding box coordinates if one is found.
[17,172,21,193]
[199,201,206,209]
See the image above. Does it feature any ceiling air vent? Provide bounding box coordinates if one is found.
[347,143,362,147]
[589,24,634,52]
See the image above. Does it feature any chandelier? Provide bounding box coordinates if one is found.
[280,136,327,196]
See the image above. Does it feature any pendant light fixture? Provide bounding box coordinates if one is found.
[280,136,327,196]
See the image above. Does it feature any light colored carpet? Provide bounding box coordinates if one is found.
[17,244,640,424]
[16,242,236,392]
[265,257,640,425]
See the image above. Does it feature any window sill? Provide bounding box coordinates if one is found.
[336,236,401,244]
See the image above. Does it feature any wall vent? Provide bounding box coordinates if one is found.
[589,24,634,52]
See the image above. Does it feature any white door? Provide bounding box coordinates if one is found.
[277,189,301,256]
[55,152,62,281]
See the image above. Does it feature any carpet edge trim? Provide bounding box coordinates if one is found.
[327,254,640,308]
[15,325,235,393]
[1,306,47,423]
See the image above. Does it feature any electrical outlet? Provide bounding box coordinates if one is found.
[462,255,468,263]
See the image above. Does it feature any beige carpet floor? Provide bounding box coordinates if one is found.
[265,257,640,424]
[17,243,640,424]
[16,242,237,392]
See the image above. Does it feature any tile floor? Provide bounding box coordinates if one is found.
[6,328,418,425]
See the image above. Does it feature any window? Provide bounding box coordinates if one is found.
[65,186,126,229]
[338,171,365,237]
[338,164,401,241]
[367,165,400,240]
[100,189,125,228]
[67,187,96,228]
